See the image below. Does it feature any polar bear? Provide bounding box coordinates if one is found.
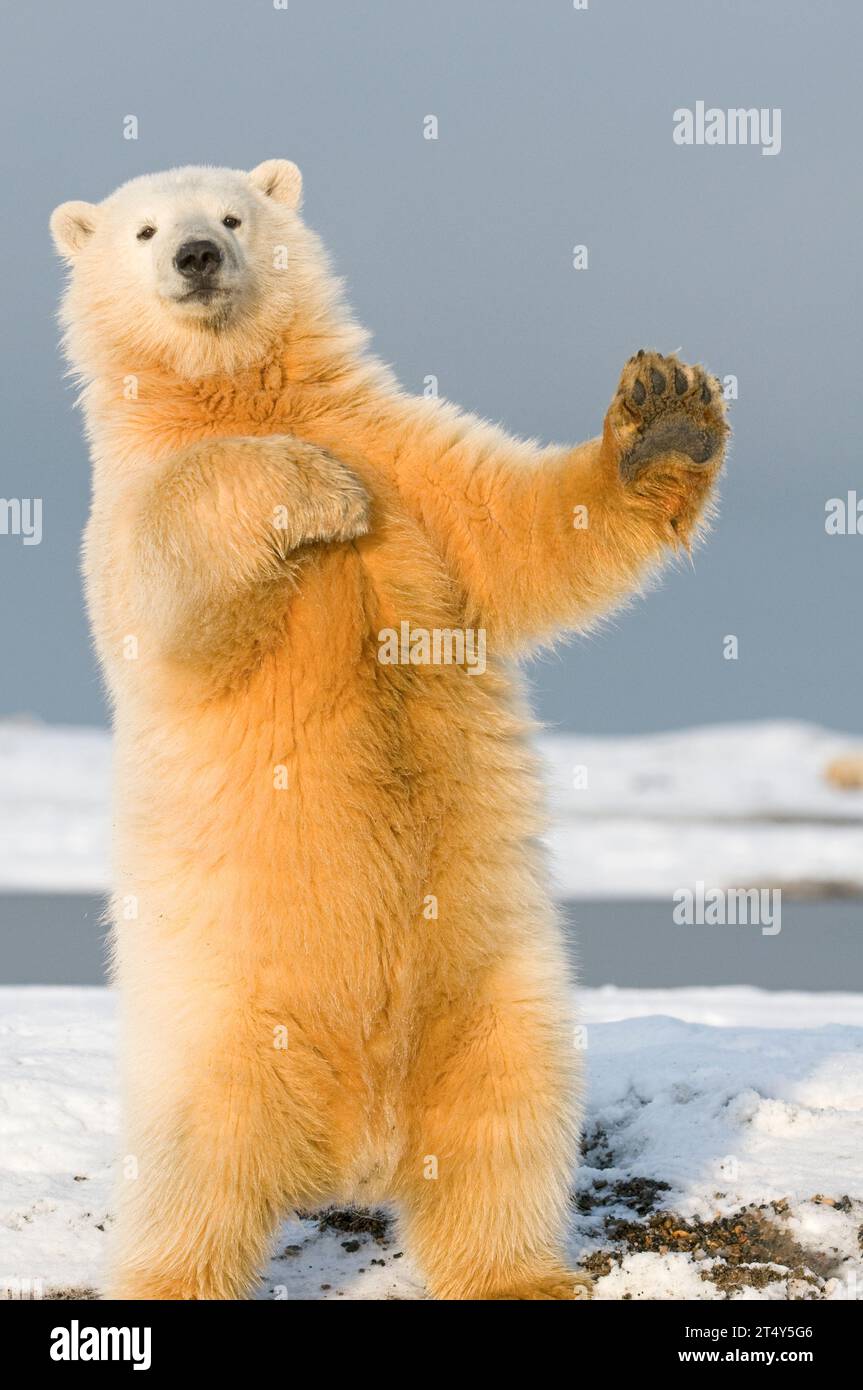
[51,161,728,1300]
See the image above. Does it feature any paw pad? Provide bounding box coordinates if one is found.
[612,350,728,481]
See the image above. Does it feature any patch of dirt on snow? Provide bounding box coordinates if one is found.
[582,1201,840,1297]
[575,1175,672,1218]
[308,1206,392,1245]
[43,1286,100,1300]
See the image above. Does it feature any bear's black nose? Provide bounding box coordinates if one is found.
[173,240,223,279]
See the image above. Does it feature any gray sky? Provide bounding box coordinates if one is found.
[1,0,860,734]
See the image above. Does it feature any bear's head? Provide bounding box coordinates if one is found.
[51,160,336,379]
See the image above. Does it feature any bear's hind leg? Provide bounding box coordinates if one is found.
[395,950,591,1301]
[107,1026,335,1300]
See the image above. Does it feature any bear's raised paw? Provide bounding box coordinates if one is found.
[609,349,728,483]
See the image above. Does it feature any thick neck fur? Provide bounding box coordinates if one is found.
[64,221,403,484]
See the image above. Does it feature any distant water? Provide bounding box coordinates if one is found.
[1,894,862,991]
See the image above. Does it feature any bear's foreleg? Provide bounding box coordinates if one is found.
[132,435,369,660]
[388,351,728,652]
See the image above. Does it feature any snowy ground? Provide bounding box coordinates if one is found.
[1,718,862,896]
[1,985,861,1302]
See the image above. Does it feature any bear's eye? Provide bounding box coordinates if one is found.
[222,215,241,230]
[136,226,156,241]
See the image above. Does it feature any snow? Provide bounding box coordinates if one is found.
[582,985,863,1030]
[1,986,860,1301]
[2,718,862,896]
[0,723,110,893]
[0,988,116,1296]
[545,720,863,821]
[580,1012,863,1301]
[540,720,863,898]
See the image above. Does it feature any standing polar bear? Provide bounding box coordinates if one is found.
[51,160,728,1301]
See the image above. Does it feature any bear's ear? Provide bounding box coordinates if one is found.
[248,159,303,210]
[50,201,99,260]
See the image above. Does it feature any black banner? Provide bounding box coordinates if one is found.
[10,1295,856,1374]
